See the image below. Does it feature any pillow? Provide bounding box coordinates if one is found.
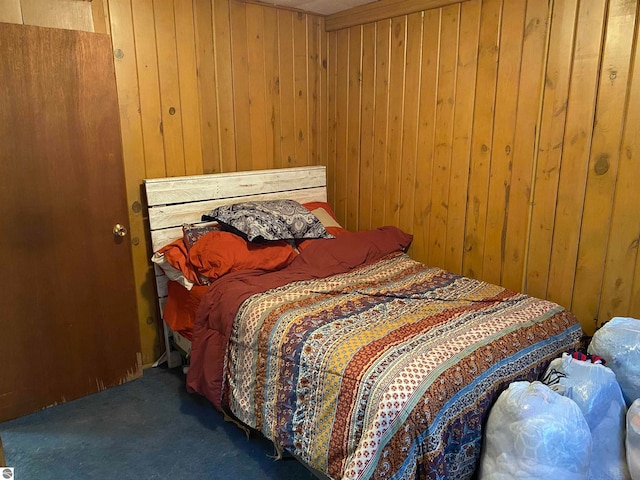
[182,222,222,286]
[302,201,340,223]
[151,252,195,290]
[182,221,221,249]
[310,208,342,229]
[291,226,413,271]
[188,230,297,280]
[297,225,351,252]
[202,199,334,242]
[298,202,346,251]
[151,239,200,289]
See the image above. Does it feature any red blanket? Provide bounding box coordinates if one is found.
[186,226,413,409]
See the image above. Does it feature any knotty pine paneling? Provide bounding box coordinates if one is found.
[566,0,638,330]
[327,0,640,335]
[41,0,639,359]
[107,0,326,363]
[34,0,638,359]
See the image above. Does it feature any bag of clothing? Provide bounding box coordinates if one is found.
[629,399,640,480]
[479,381,592,479]
[542,353,630,479]
[588,317,640,406]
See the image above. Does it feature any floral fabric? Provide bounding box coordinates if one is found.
[202,199,334,242]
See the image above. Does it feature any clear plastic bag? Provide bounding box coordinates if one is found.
[588,317,640,406]
[542,353,630,479]
[629,399,640,480]
[479,381,592,480]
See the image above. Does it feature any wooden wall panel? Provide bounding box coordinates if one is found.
[334,28,349,222]
[546,0,607,309]
[264,8,281,167]
[107,0,159,367]
[155,1,187,177]
[444,0,480,274]
[327,0,640,334]
[411,10,439,262]
[327,30,338,203]
[229,1,252,171]
[570,0,637,330]
[294,13,311,167]
[384,17,405,227]
[193,0,219,173]
[482,0,526,286]
[345,25,362,231]
[246,4,269,170]
[358,23,377,231]
[600,20,640,322]
[308,15,323,166]
[501,0,549,292]
[278,11,297,169]
[318,16,328,176]
[462,0,501,280]
[370,20,391,235]
[131,0,165,179]
[525,0,579,299]
[175,1,203,176]
[214,0,236,172]
[429,5,458,269]
[397,12,422,235]
[106,0,326,363]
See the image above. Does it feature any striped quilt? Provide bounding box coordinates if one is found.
[222,251,581,480]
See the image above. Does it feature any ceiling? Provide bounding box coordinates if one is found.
[260,0,377,15]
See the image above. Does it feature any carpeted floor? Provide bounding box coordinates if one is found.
[0,366,315,479]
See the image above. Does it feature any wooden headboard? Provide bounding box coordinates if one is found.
[144,166,328,367]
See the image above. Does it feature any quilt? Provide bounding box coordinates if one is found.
[187,228,581,479]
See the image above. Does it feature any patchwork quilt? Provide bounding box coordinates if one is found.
[187,228,581,479]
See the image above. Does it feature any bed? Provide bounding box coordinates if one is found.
[145,166,582,480]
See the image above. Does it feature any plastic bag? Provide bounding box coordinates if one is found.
[542,353,630,479]
[479,381,592,479]
[588,317,640,406]
[629,399,640,480]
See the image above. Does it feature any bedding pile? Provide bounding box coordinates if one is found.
[540,354,630,479]
[479,381,592,479]
[587,317,640,406]
[154,201,349,339]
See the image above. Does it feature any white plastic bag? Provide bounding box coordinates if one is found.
[588,317,640,406]
[629,399,640,480]
[479,381,592,480]
[542,353,630,480]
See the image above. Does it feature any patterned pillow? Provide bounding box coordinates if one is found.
[182,221,221,250]
[181,222,222,286]
[202,199,334,242]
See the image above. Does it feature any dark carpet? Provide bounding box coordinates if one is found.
[0,366,315,479]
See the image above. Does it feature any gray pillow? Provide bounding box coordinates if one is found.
[202,199,334,242]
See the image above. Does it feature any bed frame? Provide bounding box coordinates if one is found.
[144,166,328,368]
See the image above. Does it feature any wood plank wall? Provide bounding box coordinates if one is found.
[326,0,640,335]
[18,0,637,361]
[105,0,326,364]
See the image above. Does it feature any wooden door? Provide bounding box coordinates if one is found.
[0,22,141,422]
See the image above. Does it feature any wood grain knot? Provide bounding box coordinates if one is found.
[594,154,609,175]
